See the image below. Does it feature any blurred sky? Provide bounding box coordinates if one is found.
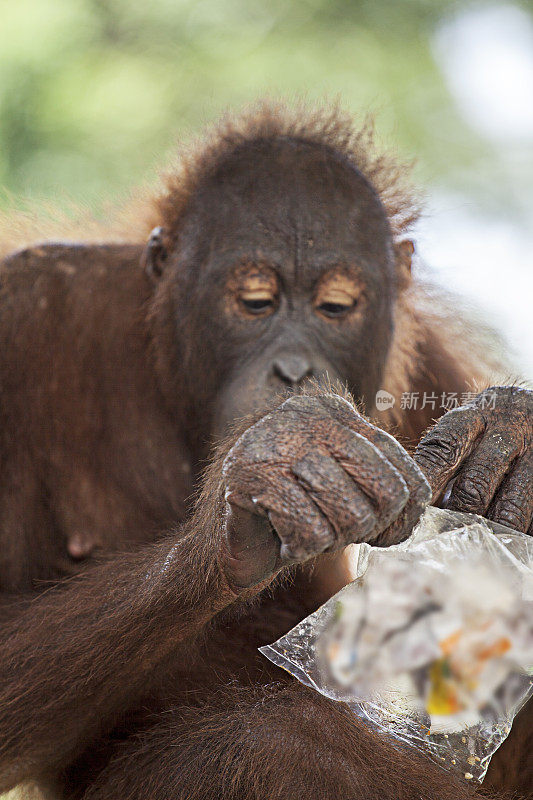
[0,0,532,376]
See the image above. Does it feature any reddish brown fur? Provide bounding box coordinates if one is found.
[154,102,419,244]
[0,103,528,799]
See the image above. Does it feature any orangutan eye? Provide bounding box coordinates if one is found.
[317,300,355,318]
[229,265,278,318]
[314,271,363,321]
[240,296,275,314]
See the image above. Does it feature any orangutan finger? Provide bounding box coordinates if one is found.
[414,407,484,501]
[316,393,430,545]
[324,429,409,531]
[291,447,380,547]
[316,394,430,510]
[488,449,533,533]
[443,428,523,517]
[253,478,335,563]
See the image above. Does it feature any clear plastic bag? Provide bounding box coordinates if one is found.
[260,507,533,782]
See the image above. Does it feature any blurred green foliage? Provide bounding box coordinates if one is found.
[0,0,528,209]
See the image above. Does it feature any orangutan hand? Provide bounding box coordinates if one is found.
[220,393,431,589]
[415,386,533,533]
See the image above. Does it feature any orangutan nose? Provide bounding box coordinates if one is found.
[272,355,313,386]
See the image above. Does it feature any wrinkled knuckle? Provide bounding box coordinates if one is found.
[416,432,461,470]
[454,473,489,509]
[495,496,528,531]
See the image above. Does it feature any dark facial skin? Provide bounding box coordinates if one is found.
[171,140,396,439]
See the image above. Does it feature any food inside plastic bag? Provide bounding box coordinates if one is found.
[260,507,533,782]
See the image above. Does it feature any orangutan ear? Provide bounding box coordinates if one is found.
[394,239,414,288]
[141,227,168,281]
